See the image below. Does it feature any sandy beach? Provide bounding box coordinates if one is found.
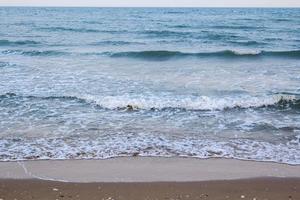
[0,157,299,199]
[1,178,300,200]
[1,5,300,200]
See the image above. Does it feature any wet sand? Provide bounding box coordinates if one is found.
[1,157,299,182]
[0,157,299,200]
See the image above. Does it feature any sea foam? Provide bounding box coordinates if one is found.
[0,134,299,164]
[1,92,298,111]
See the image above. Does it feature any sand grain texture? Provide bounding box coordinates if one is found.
[0,178,299,200]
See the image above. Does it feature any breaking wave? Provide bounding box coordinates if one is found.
[1,93,299,111]
[3,49,299,59]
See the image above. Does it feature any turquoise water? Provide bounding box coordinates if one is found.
[0,7,299,163]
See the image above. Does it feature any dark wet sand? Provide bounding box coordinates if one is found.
[0,178,299,200]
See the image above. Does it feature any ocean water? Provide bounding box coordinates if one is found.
[0,7,299,164]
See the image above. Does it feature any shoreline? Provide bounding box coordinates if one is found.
[1,155,299,166]
[1,157,299,182]
[1,157,300,199]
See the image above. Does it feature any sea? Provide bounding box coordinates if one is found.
[0,7,299,164]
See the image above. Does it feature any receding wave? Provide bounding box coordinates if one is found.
[108,50,300,60]
[38,27,101,33]
[0,39,40,46]
[1,49,69,56]
[1,135,299,164]
[1,93,299,111]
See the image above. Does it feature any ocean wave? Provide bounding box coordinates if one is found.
[210,25,264,30]
[108,50,300,60]
[80,94,300,111]
[0,39,40,46]
[228,40,266,46]
[82,21,103,25]
[1,93,299,111]
[4,49,299,59]
[38,27,101,33]
[168,25,191,28]
[142,30,192,38]
[273,18,292,22]
[164,11,185,14]
[0,61,15,68]
[90,41,144,46]
[201,32,246,41]
[1,49,69,56]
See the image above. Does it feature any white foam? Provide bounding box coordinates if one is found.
[79,94,295,110]
[1,134,299,165]
[231,49,261,55]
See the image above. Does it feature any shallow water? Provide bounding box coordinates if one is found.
[0,7,299,163]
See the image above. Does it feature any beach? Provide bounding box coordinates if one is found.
[0,7,300,200]
[1,178,300,200]
[0,157,300,199]
[0,7,299,164]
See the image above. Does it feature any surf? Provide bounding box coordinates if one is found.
[1,93,299,111]
[107,50,300,60]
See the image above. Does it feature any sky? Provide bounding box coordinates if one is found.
[0,0,299,7]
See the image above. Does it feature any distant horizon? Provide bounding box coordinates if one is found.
[1,6,300,8]
[0,0,299,8]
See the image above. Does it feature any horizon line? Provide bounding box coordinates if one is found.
[0,6,299,8]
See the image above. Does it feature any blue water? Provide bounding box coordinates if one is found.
[0,7,299,164]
